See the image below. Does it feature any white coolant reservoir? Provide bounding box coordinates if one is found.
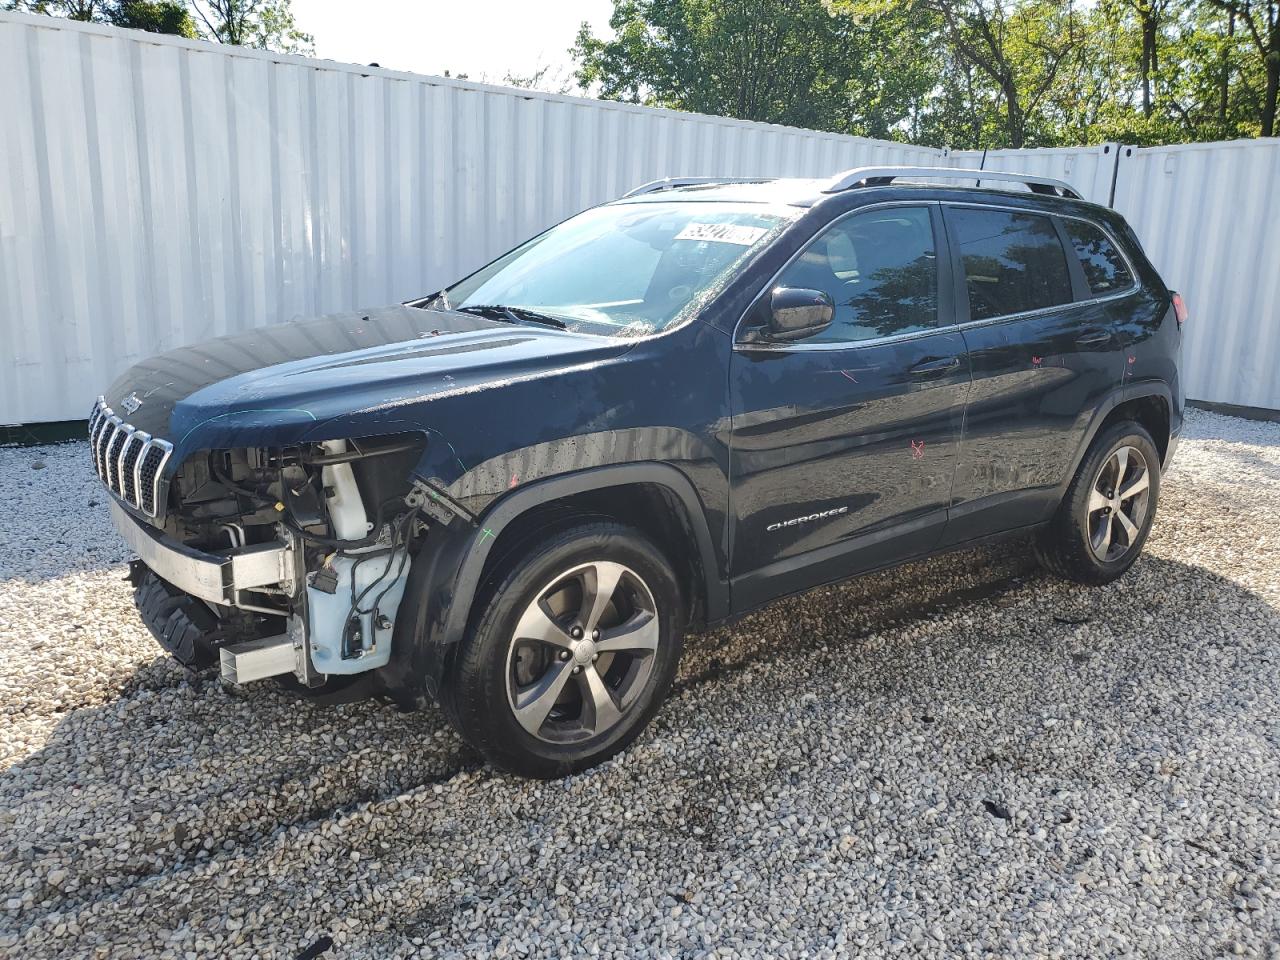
[308,438,406,675]
[306,549,409,674]
[319,439,369,540]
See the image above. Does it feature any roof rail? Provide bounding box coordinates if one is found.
[822,166,1082,200]
[621,176,775,199]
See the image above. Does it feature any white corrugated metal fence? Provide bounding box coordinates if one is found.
[1,10,1277,422]
[1112,140,1280,411]
[953,141,1280,412]
[952,144,1123,206]
[0,11,943,423]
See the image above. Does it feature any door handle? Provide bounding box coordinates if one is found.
[1076,328,1113,347]
[908,356,961,377]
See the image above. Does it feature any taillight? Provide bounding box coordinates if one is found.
[1171,292,1188,326]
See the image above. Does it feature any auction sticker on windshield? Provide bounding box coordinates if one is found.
[674,223,769,245]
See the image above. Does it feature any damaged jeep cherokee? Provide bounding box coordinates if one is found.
[92,167,1184,778]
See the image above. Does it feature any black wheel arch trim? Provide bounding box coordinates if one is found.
[380,462,728,706]
[1060,380,1176,499]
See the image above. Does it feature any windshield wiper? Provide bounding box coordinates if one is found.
[455,304,566,329]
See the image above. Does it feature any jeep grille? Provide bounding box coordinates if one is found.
[88,397,173,518]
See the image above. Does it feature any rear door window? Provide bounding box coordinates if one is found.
[1064,219,1134,295]
[947,208,1073,322]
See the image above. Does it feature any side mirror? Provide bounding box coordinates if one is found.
[765,287,834,342]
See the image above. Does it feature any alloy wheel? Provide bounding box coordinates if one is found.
[1087,444,1151,562]
[504,561,659,744]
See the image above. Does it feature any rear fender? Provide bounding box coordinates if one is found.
[1058,379,1177,498]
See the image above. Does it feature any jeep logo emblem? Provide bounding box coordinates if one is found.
[121,392,143,415]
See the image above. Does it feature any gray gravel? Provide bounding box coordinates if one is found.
[1,407,1278,959]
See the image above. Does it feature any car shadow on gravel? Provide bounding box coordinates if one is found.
[2,543,1276,947]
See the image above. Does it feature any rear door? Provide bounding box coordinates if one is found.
[729,202,970,605]
[940,204,1129,543]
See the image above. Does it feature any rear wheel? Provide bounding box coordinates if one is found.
[442,521,684,778]
[1035,420,1161,585]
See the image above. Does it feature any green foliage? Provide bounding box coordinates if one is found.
[110,0,197,37]
[12,0,310,52]
[570,0,947,139]
[577,0,1279,147]
[188,0,312,53]
[12,0,109,19]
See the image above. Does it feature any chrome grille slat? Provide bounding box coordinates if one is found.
[97,421,115,480]
[117,427,138,503]
[131,433,152,509]
[139,442,173,516]
[89,407,113,478]
[104,429,127,490]
[87,397,172,518]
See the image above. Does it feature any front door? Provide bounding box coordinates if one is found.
[729,203,970,607]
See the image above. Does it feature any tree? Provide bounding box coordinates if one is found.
[1106,0,1177,116]
[12,0,110,20]
[501,63,576,95]
[573,0,914,135]
[829,0,949,142]
[188,0,312,53]
[916,0,1084,147]
[832,0,1272,145]
[1207,0,1279,134]
[11,0,309,49]
[111,0,197,37]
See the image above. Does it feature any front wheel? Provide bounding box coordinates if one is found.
[1035,420,1161,585]
[441,521,684,778]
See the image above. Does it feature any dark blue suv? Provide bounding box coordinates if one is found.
[91,167,1184,777]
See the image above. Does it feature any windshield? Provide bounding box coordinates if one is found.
[432,202,795,338]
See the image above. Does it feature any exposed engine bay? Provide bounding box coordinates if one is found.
[132,434,430,694]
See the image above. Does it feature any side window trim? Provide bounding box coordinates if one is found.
[940,201,1143,329]
[930,203,958,338]
[732,200,947,352]
[1052,215,1094,303]
[938,203,970,326]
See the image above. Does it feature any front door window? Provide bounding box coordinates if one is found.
[775,205,938,343]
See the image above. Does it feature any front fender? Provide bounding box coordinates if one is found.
[380,462,728,706]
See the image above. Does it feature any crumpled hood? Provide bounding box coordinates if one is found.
[101,304,631,457]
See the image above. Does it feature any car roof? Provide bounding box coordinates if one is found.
[612,178,832,207]
[609,173,1100,214]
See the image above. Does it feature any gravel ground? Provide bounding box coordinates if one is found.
[1,407,1278,959]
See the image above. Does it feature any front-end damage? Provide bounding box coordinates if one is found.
[109,432,446,696]
[90,303,721,707]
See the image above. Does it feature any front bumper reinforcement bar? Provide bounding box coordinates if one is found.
[108,499,294,606]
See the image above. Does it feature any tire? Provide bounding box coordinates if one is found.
[132,566,222,669]
[1034,420,1161,585]
[441,520,685,778]
[132,564,268,671]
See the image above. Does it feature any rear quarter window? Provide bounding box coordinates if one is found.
[1064,219,1134,296]
[947,207,1073,322]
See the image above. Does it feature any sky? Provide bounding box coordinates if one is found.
[291,0,616,91]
